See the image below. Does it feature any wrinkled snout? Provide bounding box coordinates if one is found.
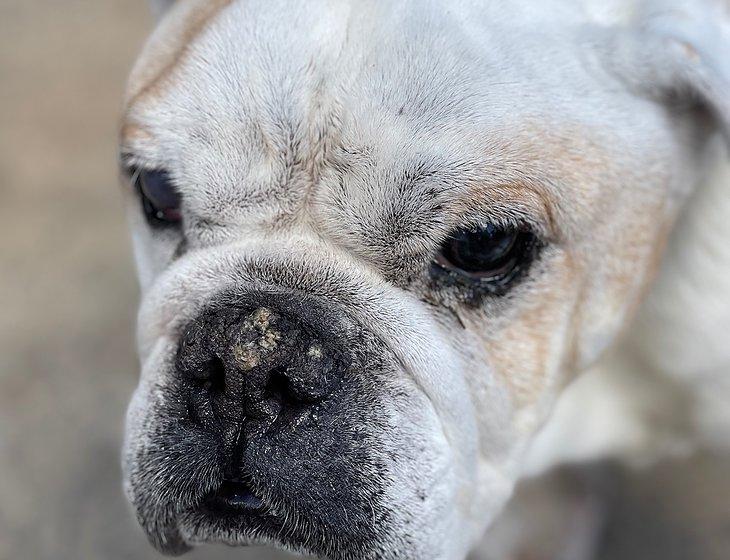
[124,262,466,558]
[171,293,357,508]
[177,304,343,441]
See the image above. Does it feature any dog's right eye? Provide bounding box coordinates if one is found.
[431,224,540,296]
[133,169,182,227]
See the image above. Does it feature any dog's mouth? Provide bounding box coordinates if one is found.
[204,477,265,513]
[183,473,288,548]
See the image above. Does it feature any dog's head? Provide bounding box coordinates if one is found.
[119,1,729,558]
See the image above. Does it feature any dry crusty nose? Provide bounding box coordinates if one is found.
[176,305,341,436]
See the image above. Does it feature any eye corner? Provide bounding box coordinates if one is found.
[118,151,144,177]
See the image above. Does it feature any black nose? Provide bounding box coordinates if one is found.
[176,303,342,438]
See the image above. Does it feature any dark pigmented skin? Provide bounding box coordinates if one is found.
[127,290,403,559]
[176,303,345,441]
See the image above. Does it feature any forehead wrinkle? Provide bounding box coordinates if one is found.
[123,0,235,119]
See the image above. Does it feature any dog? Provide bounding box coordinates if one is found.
[118,0,730,558]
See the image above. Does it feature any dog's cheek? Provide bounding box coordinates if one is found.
[374,380,486,559]
[123,340,224,554]
[468,203,673,435]
[486,253,577,401]
[569,193,677,371]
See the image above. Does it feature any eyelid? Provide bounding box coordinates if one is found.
[120,151,140,170]
[450,216,543,250]
[128,165,143,186]
[455,182,559,242]
[118,151,163,184]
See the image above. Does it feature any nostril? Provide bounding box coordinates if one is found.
[192,356,226,394]
[264,368,294,405]
[206,356,226,394]
[263,364,330,407]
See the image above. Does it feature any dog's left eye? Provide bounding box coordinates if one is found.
[133,169,182,227]
[434,224,538,288]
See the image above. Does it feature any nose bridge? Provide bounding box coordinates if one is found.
[221,133,338,246]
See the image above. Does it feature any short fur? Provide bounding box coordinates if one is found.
[119,1,730,558]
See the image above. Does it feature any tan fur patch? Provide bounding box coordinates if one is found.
[119,122,154,148]
[453,182,559,239]
[452,122,621,244]
[557,194,670,380]
[481,253,578,408]
[462,122,671,408]
[124,0,234,115]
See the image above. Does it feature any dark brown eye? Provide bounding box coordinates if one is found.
[133,169,182,227]
[434,224,538,287]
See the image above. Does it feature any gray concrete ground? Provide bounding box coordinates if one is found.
[0,2,728,560]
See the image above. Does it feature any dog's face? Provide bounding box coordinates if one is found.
[119,1,729,558]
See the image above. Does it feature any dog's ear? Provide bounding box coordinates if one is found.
[149,0,177,20]
[605,0,730,147]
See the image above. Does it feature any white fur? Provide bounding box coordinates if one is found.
[122,0,730,557]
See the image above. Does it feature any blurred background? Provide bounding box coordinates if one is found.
[0,2,728,560]
[0,1,284,559]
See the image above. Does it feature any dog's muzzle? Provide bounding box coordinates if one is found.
[122,288,398,558]
[125,280,449,558]
[175,293,350,506]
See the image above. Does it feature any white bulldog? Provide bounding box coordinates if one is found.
[119,1,730,558]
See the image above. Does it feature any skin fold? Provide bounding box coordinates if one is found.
[119,1,730,558]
